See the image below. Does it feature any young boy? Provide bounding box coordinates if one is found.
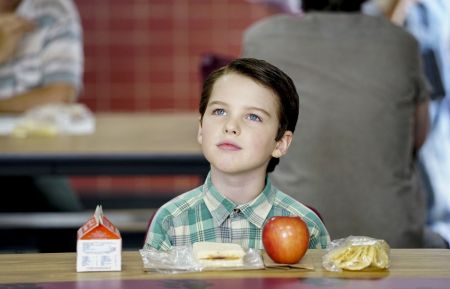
[144,58,330,251]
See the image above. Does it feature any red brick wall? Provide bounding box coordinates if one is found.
[76,0,277,112]
[72,1,277,199]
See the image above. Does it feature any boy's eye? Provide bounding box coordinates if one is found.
[212,108,226,116]
[247,113,262,122]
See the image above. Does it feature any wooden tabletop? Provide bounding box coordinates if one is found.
[0,112,208,176]
[0,112,201,154]
[0,249,449,285]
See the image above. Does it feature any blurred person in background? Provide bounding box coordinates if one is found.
[0,0,83,212]
[0,0,82,112]
[243,0,443,247]
[402,0,450,247]
[364,0,450,248]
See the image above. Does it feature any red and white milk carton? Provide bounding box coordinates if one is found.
[76,205,122,272]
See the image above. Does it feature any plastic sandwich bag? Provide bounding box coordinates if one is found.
[11,103,95,138]
[322,236,391,272]
[139,246,264,274]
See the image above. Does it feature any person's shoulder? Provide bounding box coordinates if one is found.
[20,0,80,23]
[272,189,323,223]
[245,14,300,33]
[271,186,330,248]
[272,190,308,211]
[322,13,416,48]
[248,13,416,44]
[156,186,205,219]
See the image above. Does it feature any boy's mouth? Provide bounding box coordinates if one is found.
[217,142,241,151]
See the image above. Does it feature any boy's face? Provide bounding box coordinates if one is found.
[198,73,292,175]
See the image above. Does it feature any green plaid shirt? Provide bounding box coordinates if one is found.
[144,173,330,251]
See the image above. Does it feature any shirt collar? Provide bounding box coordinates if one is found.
[203,172,276,228]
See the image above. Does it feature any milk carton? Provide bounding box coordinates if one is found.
[76,205,122,272]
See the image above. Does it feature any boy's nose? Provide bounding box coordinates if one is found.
[224,127,240,135]
[224,120,240,135]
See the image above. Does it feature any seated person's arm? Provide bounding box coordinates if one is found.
[386,0,429,152]
[0,83,76,113]
[414,99,429,152]
[0,2,82,114]
[0,14,34,64]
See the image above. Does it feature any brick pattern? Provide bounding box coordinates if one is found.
[71,175,202,196]
[77,0,276,112]
[72,1,277,198]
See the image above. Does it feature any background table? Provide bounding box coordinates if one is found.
[0,112,207,252]
[0,112,208,176]
[0,249,449,288]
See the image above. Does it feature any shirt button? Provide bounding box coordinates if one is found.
[231,208,241,218]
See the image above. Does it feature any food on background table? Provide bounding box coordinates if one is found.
[262,216,310,264]
[12,120,58,138]
[11,103,95,138]
[193,241,246,267]
[322,236,390,272]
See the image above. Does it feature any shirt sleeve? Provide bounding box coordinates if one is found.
[143,210,173,251]
[308,220,331,249]
[40,4,83,95]
[415,57,432,104]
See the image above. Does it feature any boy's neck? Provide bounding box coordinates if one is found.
[209,167,267,204]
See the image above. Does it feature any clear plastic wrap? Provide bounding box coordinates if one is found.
[322,236,391,272]
[139,246,264,274]
[12,103,95,138]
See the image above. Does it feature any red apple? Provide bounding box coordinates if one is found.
[262,216,310,264]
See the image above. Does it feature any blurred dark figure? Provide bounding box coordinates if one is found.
[401,0,450,247]
[243,0,444,247]
[200,53,233,84]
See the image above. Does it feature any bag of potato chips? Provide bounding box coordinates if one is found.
[322,236,390,272]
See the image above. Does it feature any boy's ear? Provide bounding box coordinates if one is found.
[272,130,293,158]
[197,116,203,145]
